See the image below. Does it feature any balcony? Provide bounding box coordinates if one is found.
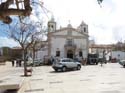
[64,43,76,49]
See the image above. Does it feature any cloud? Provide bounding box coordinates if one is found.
[43,0,125,44]
[112,26,125,42]
[0,37,19,48]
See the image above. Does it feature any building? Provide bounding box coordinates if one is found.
[89,44,112,61]
[11,47,22,59]
[36,18,89,61]
[47,18,89,59]
[0,48,2,56]
[0,47,12,62]
[89,44,112,54]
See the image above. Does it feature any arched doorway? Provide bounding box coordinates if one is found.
[67,50,73,59]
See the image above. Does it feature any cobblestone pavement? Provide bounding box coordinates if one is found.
[1,62,125,93]
[25,63,125,93]
[0,62,25,93]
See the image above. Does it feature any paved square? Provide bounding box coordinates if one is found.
[25,63,125,93]
[1,63,125,93]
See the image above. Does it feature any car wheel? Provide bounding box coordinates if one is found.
[77,65,81,70]
[96,62,98,65]
[123,64,125,68]
[55,69,58,72]
[39,63,42,66]
[62,66,66,72]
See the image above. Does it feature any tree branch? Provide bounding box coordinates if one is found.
[0,0,32,24]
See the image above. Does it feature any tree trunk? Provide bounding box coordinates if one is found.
[23,49,27,76]
[32,48,35,65]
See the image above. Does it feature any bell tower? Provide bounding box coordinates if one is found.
[48,16,56,32]
[78,21,88,34]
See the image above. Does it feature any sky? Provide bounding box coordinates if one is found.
[43,0,125,44]
[1,0,125,47]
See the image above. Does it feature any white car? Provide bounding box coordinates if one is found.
[52,58,81,72]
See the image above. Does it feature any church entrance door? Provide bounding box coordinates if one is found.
[67,50,73,59]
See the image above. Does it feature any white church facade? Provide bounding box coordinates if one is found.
[36,18,89,61]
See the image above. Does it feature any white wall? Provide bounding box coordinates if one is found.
[75,38,88,58]
[54,30,67,35]
[36,48,48,60]
[72,31,84,36]
[53,30,84,37]
[51,37,66,57]
[112,51,125,60]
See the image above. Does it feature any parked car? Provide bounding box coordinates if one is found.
[119,60,125,67]
[32,59,43,66]
[52,58,81,72]
[26,60,33,66]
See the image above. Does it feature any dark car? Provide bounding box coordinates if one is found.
[32,60,43,66]
[87,54,99,65]
[119,60,125,67]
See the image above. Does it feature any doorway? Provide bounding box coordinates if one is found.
[67,50,73,59]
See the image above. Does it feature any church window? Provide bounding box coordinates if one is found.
[51,25,53,28]
[56,51,60,57]
[79,51,83,57]
[67,39,73,45]
[84,27,86,32]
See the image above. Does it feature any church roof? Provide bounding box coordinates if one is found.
[80,21,86,26]
[49,26,89,37]
[67,23,72,28]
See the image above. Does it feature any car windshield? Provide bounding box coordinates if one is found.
[34,60,40,62]
[62,59,68,62]
[61,58,73,62]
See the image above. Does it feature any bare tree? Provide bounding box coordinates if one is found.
[6,21,42,76]
[30,28,47,65]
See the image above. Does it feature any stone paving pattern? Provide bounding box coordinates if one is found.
[0,62,125,93]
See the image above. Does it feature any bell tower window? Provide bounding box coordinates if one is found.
[66,39,73,45]
[84,27,86,32]
[51,25,53,28]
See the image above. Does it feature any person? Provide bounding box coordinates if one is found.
[81,57,84,65]
[12,60,14,67]
[100,59,103,67]
[19,59,22,67]
[16,59,19,67]
[84,58,87,65]
[51,56,55,64]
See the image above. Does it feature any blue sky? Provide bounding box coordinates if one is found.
[1,0,125,47]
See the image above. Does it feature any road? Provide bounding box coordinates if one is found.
[0,62,125,93]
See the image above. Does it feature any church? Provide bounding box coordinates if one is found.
[37,18,89,61]
[47,18,89,59]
